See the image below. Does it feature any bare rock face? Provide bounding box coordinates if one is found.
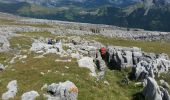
[45,81,78,100]
[2,80,18,100]
[21,91,39,100]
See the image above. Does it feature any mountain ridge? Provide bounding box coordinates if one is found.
[0,0,170,32]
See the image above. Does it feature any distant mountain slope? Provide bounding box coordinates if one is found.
[0,0,140,7]
[0,0,170,31]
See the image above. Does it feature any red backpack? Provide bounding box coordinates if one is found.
[100,47,106,56]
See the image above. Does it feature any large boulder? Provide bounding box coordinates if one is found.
[45,81,78,100]
[2,80,18,100]
[21,91,39,100]
[78,57,97,76]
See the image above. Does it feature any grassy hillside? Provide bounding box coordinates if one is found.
[0,33,170,99]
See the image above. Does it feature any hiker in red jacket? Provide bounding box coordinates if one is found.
[100,47,106,60]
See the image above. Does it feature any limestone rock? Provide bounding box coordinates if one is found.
[106,46,142,69]
[78,57,96,76]
[21,91,39,100]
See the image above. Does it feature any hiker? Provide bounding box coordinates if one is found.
[56,39,60,43]
[100,47,106,60]
[48,39,53,45]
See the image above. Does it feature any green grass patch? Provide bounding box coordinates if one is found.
[0,52,141,100]
[17,31,55,38]
[0,18,15,24]
[1,34,169,100]
[9,36,33,50]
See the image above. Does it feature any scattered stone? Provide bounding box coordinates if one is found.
[2,80,18,100]
[18,55,27,60]
[40,72,45,76]
[104,81,110,86]
[65,66,69,69]
[47,70,52,73]
[21,91,39,100]
[41,84,48,90]
[55,59,71,62]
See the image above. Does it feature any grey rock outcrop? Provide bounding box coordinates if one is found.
[105,45,170,80]
[134,55,170,80]
[2,80,18,100]
[106,46,142,69]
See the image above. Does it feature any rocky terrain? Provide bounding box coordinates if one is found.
[0,12,170,100]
